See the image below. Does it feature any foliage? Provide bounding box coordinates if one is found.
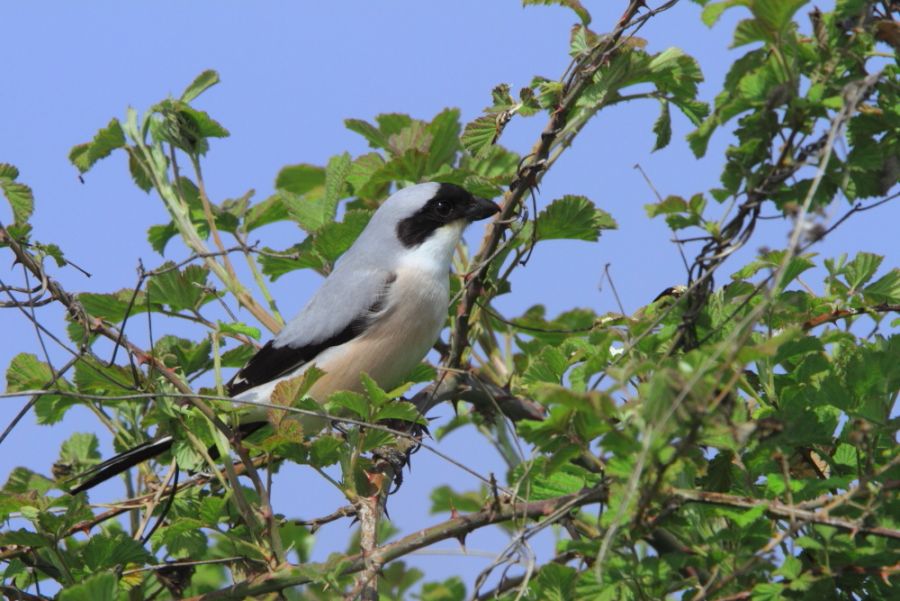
[2,1,898,599]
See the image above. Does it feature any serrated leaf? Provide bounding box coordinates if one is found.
[59,432,100,465]
[147,221,178,254]
[78,288,145,323]
[864,269,900,303]
[652,98,672,151]
[425,108,461,174]
[6,352,53,392]
[0,178,34,226]
[346,152,388,198]
[510,460,598,500]
[155,335,212,375]
[522,0,591,25]
[536,195,616,241]
[258,238,324,281]
[59,572,118,601]
[530,563,577,601]
[430,485,484,514]
[69,118,126,174]
[0,529,52,548]
[376,113,413,138]
[181,69,220,103]
[282,153,351,233]
[374,401,424,424]
[244,193,289,231]
[345,118,390,149]
[0,163,19,179]
[309,435,344,466]
[843,252,883,291]
[4,467,54,494]
[328,391,369,418]
[275,164,326,196]
[147,263,211,312]
[270,368,325,411]
[313,209,372,263]
[82,533,152,571]
[461,114,500,157]
[522,345,569,386]
[5,353,75,425]
[217,321,261,340]
[324,152,352,212]
[199,496,226,526]
[74,357,136,395]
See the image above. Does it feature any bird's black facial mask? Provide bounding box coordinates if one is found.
[396,183,500,248]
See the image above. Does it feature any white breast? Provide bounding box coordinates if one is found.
[309,264,448,396]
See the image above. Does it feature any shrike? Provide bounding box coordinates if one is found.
[70,182,500,493]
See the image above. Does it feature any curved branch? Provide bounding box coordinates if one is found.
[182,484,608,601]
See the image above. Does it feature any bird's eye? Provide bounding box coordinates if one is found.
[434,199,452,217]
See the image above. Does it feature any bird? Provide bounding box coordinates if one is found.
[68,182,500,494]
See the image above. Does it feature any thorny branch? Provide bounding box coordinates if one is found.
[446,0,678,372]
[180,485,609,601]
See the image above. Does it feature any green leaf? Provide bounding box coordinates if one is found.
[430,485,484,514]
[374,401,424,424]
[239,194,283,233]
[701,1,737,27]
[3,467,54,494]
[313,209,372,263]
[0,163,18,179]
[73,357,136,395]
[199,496,226,526]
[425,108,461,174]
[126,148,154,192]
[69,118,126,174]
[78,288,145,323]
[5,353,76,425]
[843,252,884,291]
[345,118,390,150]
[181,69,220,103]
[148,264,211,312]
[864,269,900,304]
[530,563,577,601]
[510,460,598,500]
[59,572,118,601]
[258,238,324,281]
[328,391,369,418]
[522,0,591,25]
[59,433,100,466]
[155,335,212,375]
[324,152,352,215]
[147,221,178,254]
[522,345,568,385]
[0,529,51,548]
[0,167,34,226]
[270,367,325,409]
[82,533,152,571]
[461,114,500,158]
[751,0,806,32]
[275,164,325,196]
[416,576,466,601]
[652,98,672,151]
[5,352,53,392]
[536,195,616,241]
[282,158,341,234]
[217,321,261,340]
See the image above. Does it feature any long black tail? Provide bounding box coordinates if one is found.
[68,436,175,494]
[67,421,268,494]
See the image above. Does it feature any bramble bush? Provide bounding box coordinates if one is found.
[1,1,898,599]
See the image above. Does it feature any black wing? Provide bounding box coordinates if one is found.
[226,273,396,396]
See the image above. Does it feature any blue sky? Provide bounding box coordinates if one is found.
[1,0,897,593]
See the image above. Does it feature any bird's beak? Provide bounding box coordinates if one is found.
[466,196,502,222]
